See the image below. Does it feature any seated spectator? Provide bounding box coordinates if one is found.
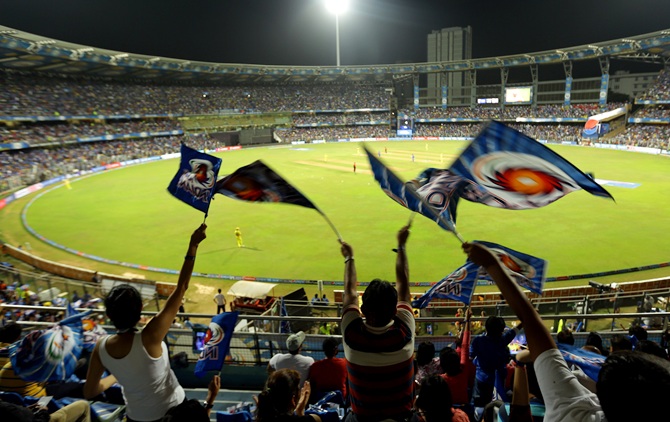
[308,338,348,404]
[415,341,442,387]
[635,340,669,360]
[463,241,670,422]
[0,323,47,397]
[83,224,207,421]
[610,334,633,352]
[0,398,91,422]
[257,369,320,422]
[584,332,607,356]
[628,324,648,341]
[268,331,314,388]
[414,375,469,422]
[556,328,575,346]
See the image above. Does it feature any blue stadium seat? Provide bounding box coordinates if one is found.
[216,410,253,422]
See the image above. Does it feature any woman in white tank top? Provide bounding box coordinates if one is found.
[83,224,208,421]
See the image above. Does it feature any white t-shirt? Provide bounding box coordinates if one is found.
[534,348,607,422]
[269,353,314,387]
[214,293,226,306]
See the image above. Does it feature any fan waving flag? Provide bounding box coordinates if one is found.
[194,311,239,378]
[216,160,316,209]
[365,147,458,234]
[448,121,614,209]
[10,311,86,382]
[167,143,222,214]
[475,240,547,295]
[412,261,479,308]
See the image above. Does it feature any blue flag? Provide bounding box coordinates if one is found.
[365,147,456,232]
[279,297,291,334]
[475,240,547,295]
[11,311,86,382]
[448,121,614,209]
[412,261,479,307]
[557,343,605,382]
[167,143,222,214]
[194,311,239,378]
[215,160,317,210]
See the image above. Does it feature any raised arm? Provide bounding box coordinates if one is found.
[144,224,207,348]
[460,307,472,366]
[462,242,555,361]
[341,241,358,309]
[395,225,411,303]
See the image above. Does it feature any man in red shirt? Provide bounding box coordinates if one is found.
[308,337,348,404]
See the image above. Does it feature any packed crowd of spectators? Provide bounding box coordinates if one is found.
[0,70,390,116]
[0,119,181,147]
[278,125,392,142]
[606,124,670,148]
[631,104,670,119]
[638,69,670,101]
[292,112,388,126]
[0,134,221,191]
[407,103,624,120]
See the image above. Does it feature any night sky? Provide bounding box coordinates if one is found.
[2,0,669,67]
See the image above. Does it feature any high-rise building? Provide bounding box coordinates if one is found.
[427,26,472,106]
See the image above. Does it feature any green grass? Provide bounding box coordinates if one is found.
[2,141,670,290]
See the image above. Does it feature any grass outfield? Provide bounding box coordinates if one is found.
[2,141,670,304]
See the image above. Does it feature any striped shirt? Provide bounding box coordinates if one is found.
[342,302,415,420]
[0,343,47,398]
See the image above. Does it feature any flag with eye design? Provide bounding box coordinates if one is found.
[448,120,614,209]
[167,143,222,214]
[194,311,239,377]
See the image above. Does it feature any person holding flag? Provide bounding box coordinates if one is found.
[83,224,208,422]
[339,225,415,422]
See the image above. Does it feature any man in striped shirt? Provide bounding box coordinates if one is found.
[339,225,414,422]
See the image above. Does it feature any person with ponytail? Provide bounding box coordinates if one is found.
[83,224,207,421]
[257,369,321,422]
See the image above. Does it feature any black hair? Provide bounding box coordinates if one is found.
[635,340,669,360]
[484,316,506,337]
[597,351,670,422]
[322,337,339,359]
[585,332,603,349]
[610,334,633,352]
[628,324,648,341]
[415,375,454,422]
[416,341,436,367]
[105,284,142,331]
[361,279,397,326]
[257,369,301,422]
[439,346,462,377]
[0,322,22,343]
[161,399,209,422]
[556,328,575,345]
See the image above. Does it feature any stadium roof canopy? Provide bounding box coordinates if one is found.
[0,25,669,84]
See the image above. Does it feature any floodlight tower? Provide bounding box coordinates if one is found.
[325,0,349,67]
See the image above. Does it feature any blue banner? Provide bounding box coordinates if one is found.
[449,121,613,209]
[475,240,547,295]
[557,343,605,382]
[412,261,479,307]
[194,311,239,377]
[365,147,456,232]
[167,143,221,214]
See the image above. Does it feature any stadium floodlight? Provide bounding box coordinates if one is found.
[325,0,350,67]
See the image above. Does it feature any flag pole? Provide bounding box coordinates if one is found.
[317,208,342,241]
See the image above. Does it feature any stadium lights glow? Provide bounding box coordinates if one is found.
[325,0,350,67]
[325,0,349,15]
